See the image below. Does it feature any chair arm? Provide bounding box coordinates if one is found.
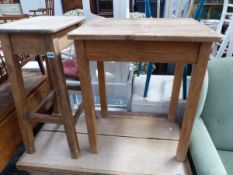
[190,118,227,175]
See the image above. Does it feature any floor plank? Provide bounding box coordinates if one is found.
[42,113,180,140]
[17,131,187,175]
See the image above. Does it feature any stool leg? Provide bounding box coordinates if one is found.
[44,56,59,113]
[46,37,80,158]
[1,34,35,153]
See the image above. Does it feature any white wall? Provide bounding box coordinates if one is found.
[20,0,63,16]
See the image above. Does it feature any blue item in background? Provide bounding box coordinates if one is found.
[135,0,165,18]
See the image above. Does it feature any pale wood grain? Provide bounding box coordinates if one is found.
[0,18,84,160]
[0,16,85,33]
[168,63,185,121]
[27,170,93,175]
[56,26,78,51]
[45,36,80,158]
[17,131,188,175]
[97,61,108,118]
[10,34,46,55]
[10,25,78,56]
[31,91,54,114]
[1,34,35,153]
[42,113,180,141]
[69,18,217,163]
[68,18,221,42]
[75,40,98,154]
[85,40,200,63]
[28,113,64,124]
[176,43,212,161]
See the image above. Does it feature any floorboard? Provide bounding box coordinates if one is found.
[17,114,191,175]
[42,113,180,140]
[17,131,187,175]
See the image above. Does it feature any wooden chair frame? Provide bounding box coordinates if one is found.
[29,0,54,16]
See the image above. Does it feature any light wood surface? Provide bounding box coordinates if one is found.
[1,34,35,153]
[42,113,180,140]
[44,36,80,158]
[97,61,108,118]
[18,132,187,175]
[17,115,190,175]
[0,17,84,159]
[76,40,98,153]
[69,18,220,162]
[10,26,76,56]
[85,40,200,63]
[176,43,212,161]
[168,63,184,121]
[0,16,84,33]
[68,18,221,42]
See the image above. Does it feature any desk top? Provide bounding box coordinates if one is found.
[68,18,221,42]
[0,16,85,34]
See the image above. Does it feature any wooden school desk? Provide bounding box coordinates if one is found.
[68,18,221,161]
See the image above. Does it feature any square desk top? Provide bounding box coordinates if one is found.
[68,18,221,42]
[0,16,85,34]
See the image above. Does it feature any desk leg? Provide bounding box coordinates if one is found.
[1,34,35,153]
[46,37,80,158]
[168,63,184,121]
[97,61,108,118]
[75,40,98,153]
[176,43,211,162]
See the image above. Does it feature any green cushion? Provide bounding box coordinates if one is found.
[201,58,233,151]
[218,150,233,175]
[190,118,227,175]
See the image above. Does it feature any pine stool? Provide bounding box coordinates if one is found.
[0,16,84,159]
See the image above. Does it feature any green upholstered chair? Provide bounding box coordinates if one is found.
[190,58,233,175]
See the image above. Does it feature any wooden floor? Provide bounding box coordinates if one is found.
[17,113,192,175]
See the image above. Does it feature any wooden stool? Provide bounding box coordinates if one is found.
[0,16,85,159]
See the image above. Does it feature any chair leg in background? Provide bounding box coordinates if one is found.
[35,55,46,75]
[182,64,188,100]
[137,62,142,77]
[143,63,153,98]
